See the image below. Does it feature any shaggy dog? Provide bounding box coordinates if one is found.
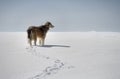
[27,21,54,46]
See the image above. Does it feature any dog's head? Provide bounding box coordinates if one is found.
[45,21,54,28]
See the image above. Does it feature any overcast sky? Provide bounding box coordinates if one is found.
[0,0,120,32]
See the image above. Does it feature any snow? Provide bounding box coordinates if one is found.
[0,32,120,79]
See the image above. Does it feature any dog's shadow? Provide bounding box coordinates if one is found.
[37,44,70,48]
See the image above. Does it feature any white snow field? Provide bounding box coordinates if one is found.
[0,32,120,79]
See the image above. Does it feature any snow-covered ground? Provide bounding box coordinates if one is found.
[0,32,120,79]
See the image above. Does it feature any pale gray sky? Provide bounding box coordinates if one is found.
[0,0,120,32]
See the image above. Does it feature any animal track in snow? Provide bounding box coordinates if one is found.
[26,46,74,79]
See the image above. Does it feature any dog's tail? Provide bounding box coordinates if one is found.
[27,27,33,46]
[27,28,32,40]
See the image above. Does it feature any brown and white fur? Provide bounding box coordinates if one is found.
[27,21,54,46]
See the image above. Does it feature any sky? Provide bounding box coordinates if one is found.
[0,0,120,32]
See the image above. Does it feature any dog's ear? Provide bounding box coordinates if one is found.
[45,21,51,26]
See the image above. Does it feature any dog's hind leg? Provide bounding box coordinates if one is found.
[34,38,37,46]
[28,39,32,46]
[33,34,37,46]
[39,38,41,46]
[32,31,37,46]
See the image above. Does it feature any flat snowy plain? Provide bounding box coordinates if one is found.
[0,32,120,79]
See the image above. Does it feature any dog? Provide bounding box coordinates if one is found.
[27,21,54,46]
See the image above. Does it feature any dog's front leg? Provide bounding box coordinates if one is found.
[41,38,44,46]
[39,38,44,46]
